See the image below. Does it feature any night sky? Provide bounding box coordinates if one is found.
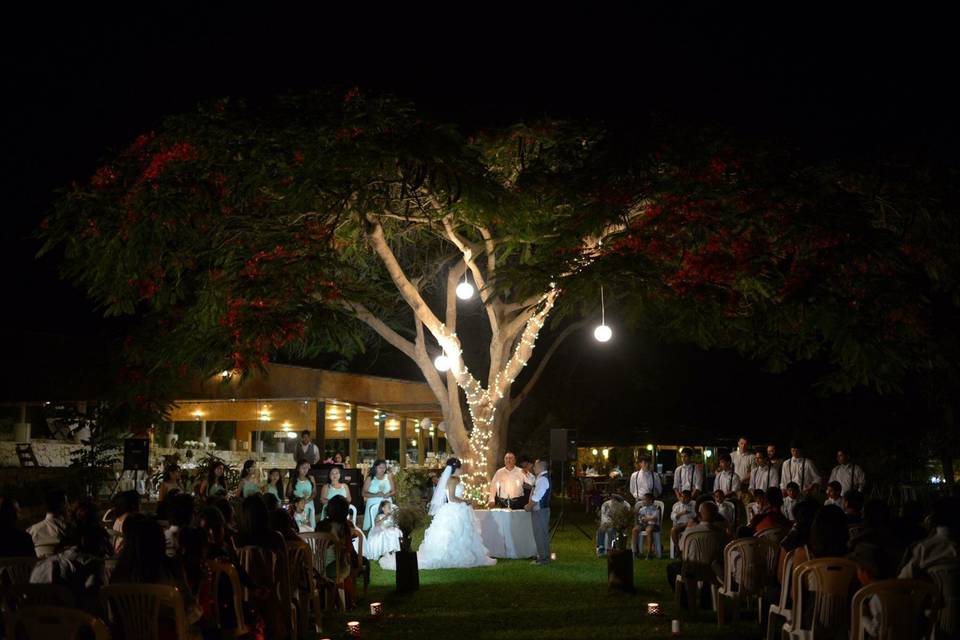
[2,8,956,445]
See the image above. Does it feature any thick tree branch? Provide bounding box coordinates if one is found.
[441,216,502,333]
[413,314,453,422]
[511,318,589,411]
[341,301,416,360]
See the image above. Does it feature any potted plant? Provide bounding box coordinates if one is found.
[393,501,426,592]
[606,498,636,593]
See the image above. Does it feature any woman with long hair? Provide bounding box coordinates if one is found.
[158,464,181,502]
[288,461,317,529]
[264,468,284,500]
[200,462,228,498]
[239,460,261,498]
[320,466,351,521]
[361,459,395,532]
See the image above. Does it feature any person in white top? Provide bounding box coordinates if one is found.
[670,489,697,550]
[729,438,756,490]
[629,456,662,503]
[827,447,866,495]
[750,449,780,492]
[713,453,740,499]
[27,490,68,558]
[898,498,958,580]
[673,448,703,499]
[487,452,526,509]
[780,441,821,497]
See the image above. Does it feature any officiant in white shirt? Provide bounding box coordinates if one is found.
[488,452,526,509]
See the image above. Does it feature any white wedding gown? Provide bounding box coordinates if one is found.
[380,481,496,570]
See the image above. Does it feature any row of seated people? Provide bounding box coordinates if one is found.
[0,489,365,639]
[664,490,959,638]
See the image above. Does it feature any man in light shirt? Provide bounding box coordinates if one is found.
[749,449,780,492]
[828,447,866,495]
[780,441,821,497]
[713,453,740,499]
[629,456,662,503]
[673,448,703,500]
[730,437,756,491]
[27,489,68,558]
[488,452,526,509]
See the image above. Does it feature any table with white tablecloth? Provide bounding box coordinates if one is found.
[475,509,538,559]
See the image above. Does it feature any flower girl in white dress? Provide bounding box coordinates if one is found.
[364,500,402,562]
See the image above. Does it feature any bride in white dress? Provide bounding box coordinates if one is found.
[381,457,496,570]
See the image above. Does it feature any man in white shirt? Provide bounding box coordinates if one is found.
[767,444,782,468]
[712,453,740,499]
[488,452,526,509]
[730,438,756,491]
[780,441,821,497]
[524,458,552,564]
[749,449,780,492]
[295,430,320,467]
[629,456,662,503]
[673,448,703,500]
[828,447,866,495]
[898,498,958,580]
[27,490,68,558]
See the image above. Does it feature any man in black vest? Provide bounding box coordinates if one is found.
[525,458,552,565]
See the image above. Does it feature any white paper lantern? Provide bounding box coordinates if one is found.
[594,324,613,342]
[420,418,433,431]
[455,281,475,300]
[434,354,451,371]
[437,421,447,433]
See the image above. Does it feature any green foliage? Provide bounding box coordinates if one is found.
[191,451,241,492]
[65,403,130,497]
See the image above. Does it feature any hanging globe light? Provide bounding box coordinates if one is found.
[594,284,613,342]
[434,354,451,371]
[456,280,475,300]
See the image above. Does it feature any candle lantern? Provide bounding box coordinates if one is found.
[647,602,661,615]
[671,619,681,636]
[347,621,361,637]
[369,602,383,619]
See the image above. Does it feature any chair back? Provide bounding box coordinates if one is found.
[681,530,726,582]
[927,559,960,638]
[721,538,779,598]
[209,560,249,637]
[299,532,347,584]
[347,504,358,524]
[777,549,796,610]
[850,578,938,640]
[287,541,313,597]
[0,583,75,613]
[0,558,38,586]
[653,500,665,528]
[100,582,188,640]
[756,526,788,544]
[792,557,859,637]
[8,605,109,640]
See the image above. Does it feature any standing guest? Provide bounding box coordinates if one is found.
[362,459,395,532]
[596,492,627,557]
[0,497,35,557]
[320,465,351,521]
[488,452,526,509]
[294,430,320,467]
[824,481,843,507]
[239,460,261,497]
[525,458,552,565]
[673,448,703,499]
[264,468,285,500]
[750,449,781,492]
[713,453,741,499]
[828,447,866,495]
[730,438,756,490]
[200,462,228,498]
[780,441,821,497]
[289,461,317,530]
[332,451,346,465]
[782,482,801,521]
[158,464,181,502]
[519,455,537,504]
[713,489,736,532]
[28,489,68,558]
[629,456,662,503]
[634,493,662,560]
[670,490,697,551]
[767,444,783,468]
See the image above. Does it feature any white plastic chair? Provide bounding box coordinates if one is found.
[101,583,190,640]
[674,530,726,614]
[766,549,795,640]
[716,537,779,626]
[7,605,110,640]
[927,559,960,640]
[849,578,938,640]
[784,557,858,639]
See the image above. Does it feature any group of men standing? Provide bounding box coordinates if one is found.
[629,438,867,503]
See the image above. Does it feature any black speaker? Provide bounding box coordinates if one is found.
[122,438,150,471]
[550,428,577,462]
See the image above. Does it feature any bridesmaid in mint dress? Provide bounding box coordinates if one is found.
[264,468,284,500]
[201,462,228,498]
[362,459,396,531]
[290,461,317,529]
[320,466,351,521]
[240,460,262,497]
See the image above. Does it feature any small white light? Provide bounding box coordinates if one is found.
[594,324,612,342]
[704,449,713,458]
[646,444,654,451]
[434,354,451,371]
[220,370,231,379]
[591,448,598,456]
[602,448,609,458]
[286,431,298,439]
[456,281,475,300]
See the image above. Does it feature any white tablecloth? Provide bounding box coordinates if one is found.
[475,509,537,559]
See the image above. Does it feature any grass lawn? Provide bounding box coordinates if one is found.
[322,506,763,639]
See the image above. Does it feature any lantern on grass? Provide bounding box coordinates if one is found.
[347,620,360,637]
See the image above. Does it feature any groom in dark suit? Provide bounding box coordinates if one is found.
[525,458,551,564]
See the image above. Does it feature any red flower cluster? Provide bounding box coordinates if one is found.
[91,165,119,189]
[138,142,197,183]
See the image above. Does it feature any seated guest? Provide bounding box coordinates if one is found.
[849,499,903,580]
[177,527,217,636]
[110,490,141,553]
[782,482,801,521]
[670,490,697,552]
[209,497,237,544]
[843,489,864,526]
[262,492,281,511]
[808,505,851,559]
[293,497,314,533]
[849,542,886,638]
[748,487,790,534]
[824,481,843,508]
[747,489,765,521]
[713,489,736,532]
[899,497,959,579]
[317,495,360,606]
[30,523,109,613]
[164,493,196,558]
[633,493,662,560]
[237,495,287,638]
[778,500,819,584]
[0,496,36,557]
[198,506,237,564]
[364,500,402,562]
[678,501,729,577]
[28,489,68,557]
[269,506,301,542]
[596,492,627,557]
